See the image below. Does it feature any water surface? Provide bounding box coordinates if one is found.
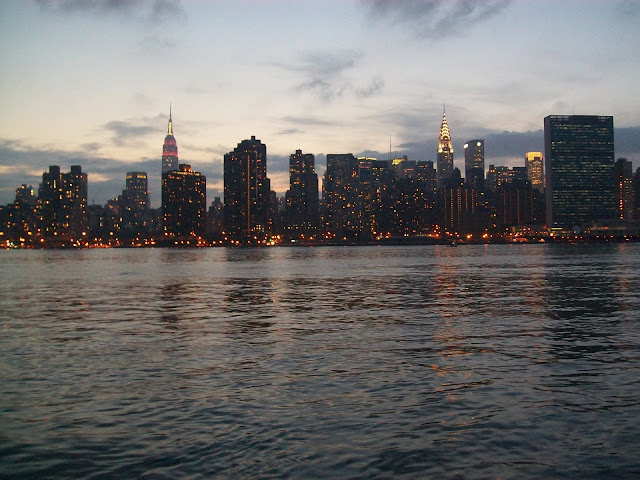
[1,245,639,478]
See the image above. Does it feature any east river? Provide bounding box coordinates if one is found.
[1,244,639,479]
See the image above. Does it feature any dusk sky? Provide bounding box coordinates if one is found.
[1,0,639,207]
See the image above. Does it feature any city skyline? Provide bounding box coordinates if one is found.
[2,0,640,207]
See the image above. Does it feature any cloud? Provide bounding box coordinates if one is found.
[616,0,640,17]
[280,115,334,127]
[362,0,512,39]
[615,126,640,161]
[355,76,385,99]
[273,50,384,103]
[34,0,186,23]
[104,121,157,147]
[276,128,305,136]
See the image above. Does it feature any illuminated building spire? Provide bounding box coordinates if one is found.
[437,105,454,187]
[439,109,452,148]
[162,104,178,174]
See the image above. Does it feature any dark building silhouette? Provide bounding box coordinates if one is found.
[284,149,319,237]
[464,139,485,191]
[162,164,206,238]
[544,115,616,232]
[37,165,88,244]
[120,172,150,237]
[0,185,36,246]
[322,153,363,238]
[206,196,224,239]
[438,168,478,235]
[369,159,395,236]
[224,136,273,241]
[633,167,640,222]
[437,110,454,187]
[496,179,534,231]
[486,164,510,192]
[162,106,178,174]
[614,158,634,221]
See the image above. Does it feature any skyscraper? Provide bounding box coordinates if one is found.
[162,106,178,174]
[544,115,616,231]
[224,136,272,241]
[162,164,206,238]
[464,139,484,191]
[525,152,544,193]
[614,158,633,221]
[121,172,149,235]
[437,109,454,188]
[37,165,88,243]
[322,153,361,237]
[285,149,319,236]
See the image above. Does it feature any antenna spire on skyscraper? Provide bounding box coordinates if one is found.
[167,103,173,136]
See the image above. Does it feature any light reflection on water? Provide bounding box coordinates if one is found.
[1,244,639,479]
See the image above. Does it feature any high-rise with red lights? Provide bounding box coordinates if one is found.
[162,105,178,174]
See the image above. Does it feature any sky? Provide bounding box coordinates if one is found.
[1,0,640,207]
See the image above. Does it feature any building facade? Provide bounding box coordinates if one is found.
[322,153,361,238]
[614,158,634,221]
[223,136,272,241]
[464,139,485,191]
[284,149,319,236]
[120,172,149,236]
[544,115,616,232]
[37,165,88,243]
[162,164,206,238]
[525,152,544,193]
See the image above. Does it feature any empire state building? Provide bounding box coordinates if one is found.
[162,106,178,173]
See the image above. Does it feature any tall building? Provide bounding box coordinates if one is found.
[437,110,454,188]
[438,168,477,234]
[162,106,178,174]
[37,165,88,243]
[633,167,640,222]
[322,153,361,237]
[224,136,272,241]
[121,172,149,235]
[464,139,485,191]
[614,158,633,221]
[525,152,544,192]
[284,149,319,236]
[544,115,616,231]
[162,164,206,238]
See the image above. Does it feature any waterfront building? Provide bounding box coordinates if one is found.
[495,178,534,231]
[370,159,395,235]
[634,168,640,222]
[284,149,319,237]
[464,139,485,191]
[437,110,454,188]
[206,197,224,238]
[162,164,206,238]
[121,172,149,236]
[223,136,273,241]
[438,168,477,234]
[485,164,510,192]
[162,106,178,174]
[614,158,634,221]
[322,153,361,238]
[544,115,616,232]
[525,152,544,193]
[37,165,88,243]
